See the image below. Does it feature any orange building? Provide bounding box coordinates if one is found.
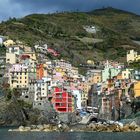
[36,64,44,80]
[88,73,101,85]
[134,82,140,98]
[116,73,122,80]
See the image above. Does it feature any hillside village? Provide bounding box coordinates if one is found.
[0,36,140,125]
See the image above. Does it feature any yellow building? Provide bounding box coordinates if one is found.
[6,53,18,64]
[87,60,94,65]
[9,65,29,89]
[55,67,66,76]
[81,83,90,106]
[127,50,140,63]
[4,39,15,47]
[134,82,140,98]
[135,55,140,61]
[88,73,101,85]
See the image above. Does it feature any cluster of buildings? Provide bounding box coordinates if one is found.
[1,39,85,113]
[0,37,140,121]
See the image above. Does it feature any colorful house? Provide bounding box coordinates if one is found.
[3,39,15,47]
[6,53,18,64]
[102,66,121,82]
[8,64,29,89]
[23,52,36,61]
[134,82,140,98]
[36,64,44,80]
[51,87,73,113]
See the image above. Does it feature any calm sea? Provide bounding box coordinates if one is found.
[0,128,140,140]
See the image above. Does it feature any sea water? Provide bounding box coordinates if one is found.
[0,128,140,140]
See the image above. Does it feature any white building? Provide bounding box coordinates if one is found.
[6,53,18,64]
[7,45,24,55]
[0,38,3,45]
[83,26,97,34]
[29,77,54,110]
[34,44,48,52]
[72,90,82,109]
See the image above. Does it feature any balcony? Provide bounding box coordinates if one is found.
[55,99,66,102]
[55,103,67,108]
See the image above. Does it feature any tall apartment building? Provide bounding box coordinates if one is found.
[51,87,73,113]
[8,64,29,89]
[28,77,50,110]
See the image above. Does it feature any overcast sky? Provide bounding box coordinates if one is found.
[0,0,140,21]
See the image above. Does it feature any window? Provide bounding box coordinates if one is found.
[48,82,50,86]
[25,96,28,98]
[7,59,10,61]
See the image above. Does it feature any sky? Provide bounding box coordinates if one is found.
[0,0,140,21]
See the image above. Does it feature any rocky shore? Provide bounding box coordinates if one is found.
[9,121,140,132]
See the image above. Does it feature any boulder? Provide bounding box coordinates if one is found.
[129,121,139,130]
[30,125,37,129]
[37,125,44,131]
[97,124,107,132]
[31,129,40,131]
[52,125,58,131]
[24,127,31,131]
[122,125,131,132]
[115,127,121,132]
[19,126,25,131]
[58,123,69,132]
[88,123,96,130]
[43,124,51,129]
[135,127,140,132]
[107,124,118,132]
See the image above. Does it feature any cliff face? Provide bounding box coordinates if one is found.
[0,96,44,126]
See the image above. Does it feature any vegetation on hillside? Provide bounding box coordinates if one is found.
[0,7,140,71]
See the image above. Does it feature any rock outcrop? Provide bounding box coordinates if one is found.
[10,121,140,132]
